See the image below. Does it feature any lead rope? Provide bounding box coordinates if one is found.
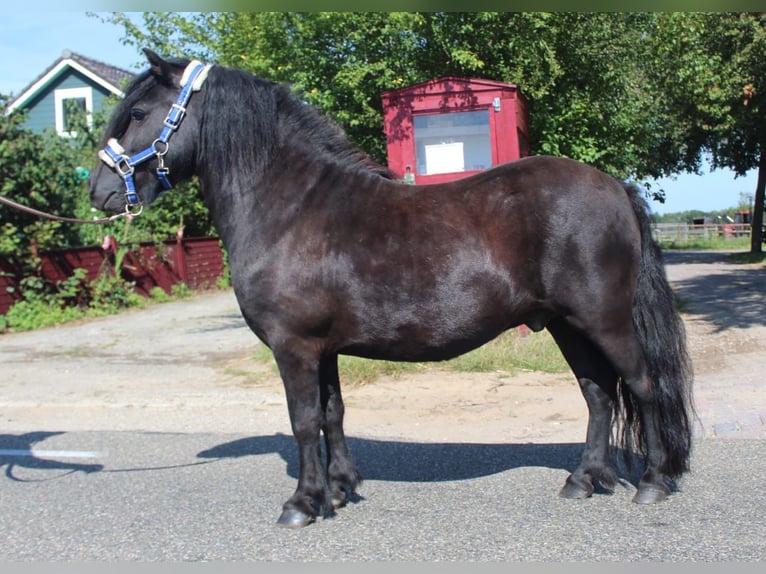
[0,194,138,224]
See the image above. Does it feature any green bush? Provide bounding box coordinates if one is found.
[88,273,145,314]
[170,282,192,299]
[4,298,84,331]
[149,286,173,302]
[1,268,144,333]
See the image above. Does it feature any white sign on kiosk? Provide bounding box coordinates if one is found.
[424,141,464,175]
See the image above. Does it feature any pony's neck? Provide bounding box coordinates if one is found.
[197,172,261,260]
[193,70,393,256]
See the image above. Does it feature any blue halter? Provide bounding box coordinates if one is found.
[98,60,212,211]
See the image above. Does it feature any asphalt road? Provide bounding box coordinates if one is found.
[1,432,764,561]
[0,250,764,561]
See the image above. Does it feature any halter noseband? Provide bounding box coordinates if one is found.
[98,60,212,212]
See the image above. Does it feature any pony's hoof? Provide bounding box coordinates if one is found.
[632,484,670,504]
[559,477,594,499]
[276,508,315,528]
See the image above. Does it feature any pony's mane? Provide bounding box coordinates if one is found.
[107,58,395,183]
[272,85,395,179]
[199,65,395,181]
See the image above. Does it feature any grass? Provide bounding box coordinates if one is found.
[657,236,751,251]
[252,328,570,386]
[657,235,766,266]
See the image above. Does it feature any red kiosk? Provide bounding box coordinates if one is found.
[381,77,529,185]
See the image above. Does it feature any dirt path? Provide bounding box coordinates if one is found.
[1,249,764,442]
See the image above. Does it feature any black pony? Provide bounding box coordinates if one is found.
[89,50,694,528]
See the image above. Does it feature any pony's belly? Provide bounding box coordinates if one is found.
[340,324,509,363]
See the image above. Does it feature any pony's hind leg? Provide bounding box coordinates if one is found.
[581,324,675,504]
[547,318,619,499]
[320,354,362,508]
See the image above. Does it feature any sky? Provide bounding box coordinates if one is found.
[1,10,760,216]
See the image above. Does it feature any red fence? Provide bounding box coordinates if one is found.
[0,236,226,315]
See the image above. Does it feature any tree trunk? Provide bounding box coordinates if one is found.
[750,149,766,253]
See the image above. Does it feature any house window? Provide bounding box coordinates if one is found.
[54,87,93,137]
[413,110,491,175]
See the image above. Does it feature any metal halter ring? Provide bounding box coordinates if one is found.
[152,139,169,157]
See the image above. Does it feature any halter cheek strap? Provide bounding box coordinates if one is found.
[98,60,212,209]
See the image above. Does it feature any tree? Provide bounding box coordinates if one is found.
[646,13,766,253]
[105,12,660,181]
[104,12,766,251]
[0,97,87,273]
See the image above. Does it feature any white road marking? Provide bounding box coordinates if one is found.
[0,449,105,459]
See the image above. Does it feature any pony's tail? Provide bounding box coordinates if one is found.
[618,183,695,479]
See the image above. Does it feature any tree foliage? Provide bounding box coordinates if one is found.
[645,12,766,251]
[74,12,766,253]
[106,12,662,182]
[0,98,88,273]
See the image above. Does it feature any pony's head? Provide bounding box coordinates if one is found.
[89,49,210,214]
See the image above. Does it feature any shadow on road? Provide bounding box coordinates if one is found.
[0,432,103,481]
[2,431,649,491]
[663,250,766,331]
[662,250,741,266]
[197,432,589,483]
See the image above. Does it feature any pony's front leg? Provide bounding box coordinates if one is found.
[320,354,362,508]
[273,347,333,528]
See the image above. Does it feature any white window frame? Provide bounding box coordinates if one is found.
[54,87,93,137]
[413,109,492,176]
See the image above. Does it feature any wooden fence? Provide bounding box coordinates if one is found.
[650,223,751,243]
[0,236,226,315]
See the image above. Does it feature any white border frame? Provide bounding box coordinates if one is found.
[54,86,93,137]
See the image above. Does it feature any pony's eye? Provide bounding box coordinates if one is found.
[131,108,146,121]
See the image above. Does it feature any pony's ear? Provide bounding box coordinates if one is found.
[143,48,176,87]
